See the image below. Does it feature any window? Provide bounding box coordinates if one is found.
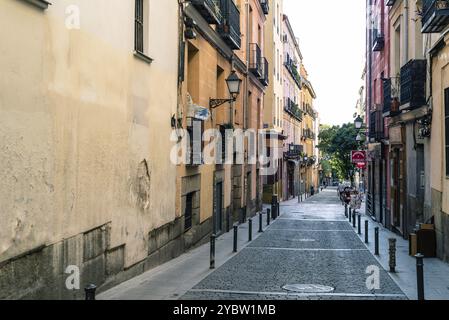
[445,88,449,177]
[134,0,152,63]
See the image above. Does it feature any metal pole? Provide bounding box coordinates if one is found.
[415,253,425,301]
[84,284,97,300]
[349,208,352,223]
[358,214,361,235]
[365,220,369,244]
[389,238,397,273]
[259,212,263,233]
[233,225,238,253]
[248,218,252,242]
[352,211,356,229]
[374,227,379,256]
[267,208,271,226]
[210,234,216,269]
[345,204,348,218]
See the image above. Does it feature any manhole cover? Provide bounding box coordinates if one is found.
[282,284,335,293]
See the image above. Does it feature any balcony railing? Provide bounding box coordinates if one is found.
[368,109,384,141]
[372,29,385,51]
[302,128,315,140]
[259,57,269,86]
[285,144,303,159]
[284,55,302,89]
[218,0,241,50]
[284,98,303,122]
[259,0,269,15]
[191,0,222,25]
[400,59,427,110]
[383,78,392,115]
[422,0,449,33]
[249,43,262,77]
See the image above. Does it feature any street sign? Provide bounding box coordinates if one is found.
[356,162,366,169]
[351,150,367,164]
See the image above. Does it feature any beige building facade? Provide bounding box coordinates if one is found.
[0,0,178,299]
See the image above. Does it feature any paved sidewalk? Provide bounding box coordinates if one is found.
[353,201,449,300]
[98,214,269,300]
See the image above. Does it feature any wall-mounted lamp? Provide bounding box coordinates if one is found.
[209,71,242,109]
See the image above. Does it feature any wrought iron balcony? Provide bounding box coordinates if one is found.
[284,55,302,89]
[259,0,269,15]
[249,43,262,77]
[383,78,392,115]
[285,144,303,160]
[400,59,427,110]
[191,0,222,25]
[372,29,385,51]
[259,57,269,87]
[218,0,241,50]
[284,98,303,122]
[422,0,449,33]
[302,128,315,140]
[368,109,384,141]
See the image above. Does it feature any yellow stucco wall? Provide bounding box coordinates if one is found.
[0,0,178,267]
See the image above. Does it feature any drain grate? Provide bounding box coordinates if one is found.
[282,284,335,293]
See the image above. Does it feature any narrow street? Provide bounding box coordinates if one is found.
[100,188,408,300]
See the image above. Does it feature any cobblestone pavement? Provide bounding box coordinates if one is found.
[181,189,407,300]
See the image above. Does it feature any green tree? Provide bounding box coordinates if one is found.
[317,123,360,183]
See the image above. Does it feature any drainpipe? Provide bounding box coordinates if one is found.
[245,0,250,131]
[403,0,409,65]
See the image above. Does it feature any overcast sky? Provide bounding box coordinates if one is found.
[284,0,366,126]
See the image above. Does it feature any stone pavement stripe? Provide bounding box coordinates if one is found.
[246,247,370,252]
[188,289,407,299]
[268,229,356,232]
[278,218,346,222]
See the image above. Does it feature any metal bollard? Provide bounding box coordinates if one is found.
[85,284,97,300]
[365,220,369,244]
[357,214,361,235]
[349,208,352,223]
[233,225,238,253]
[248,218,253,242]
[352,211,356,229]
[345,204,348,218]
[415,253,425,301]
[374,227,380,256]
[210,234,216,269]
[267,208,271,226]
[389,238,397,273]
[259,212,263,233]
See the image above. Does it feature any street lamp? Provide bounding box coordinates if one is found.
[210,71,242,109]
[354,115,364,130]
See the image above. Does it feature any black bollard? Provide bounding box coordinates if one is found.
[210,234,216,269]
[365,220,369,244]
[358,214,361,235]
[271,195,278,221]
[85,284,97,300]
[259,212,263,233]
[345,204,348,218]
[248,218,253,242]
[233,225,238,253]
[415,254,425,301]
[349,208,352,223]
[374,227,380,256]
[389,238,397,273]
[267,208,271,226]
[352,211,356,229]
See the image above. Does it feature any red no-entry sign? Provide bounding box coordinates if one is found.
[351,150,367,164]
